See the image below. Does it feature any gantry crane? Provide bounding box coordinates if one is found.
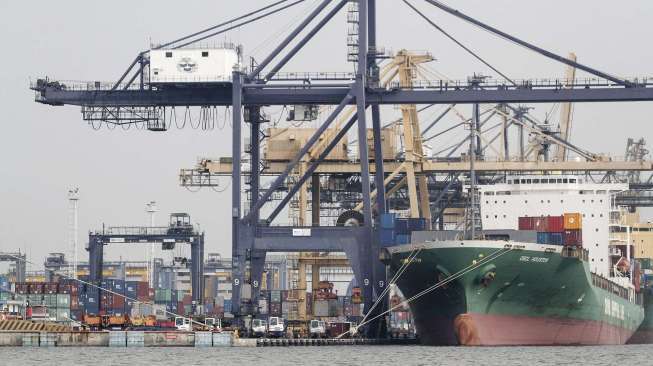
[30,0,653,336]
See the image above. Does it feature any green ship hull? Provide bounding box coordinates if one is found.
[388,241,645,346]
[628,289,653,344]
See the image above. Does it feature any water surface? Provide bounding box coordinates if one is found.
[4,345,652,365]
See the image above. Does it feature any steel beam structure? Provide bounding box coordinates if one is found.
[195,159,653,175]
[0,253,27,283]
[87,229,205,311]
[33,84,653,107]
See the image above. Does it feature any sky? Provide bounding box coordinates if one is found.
[0,0,652,271]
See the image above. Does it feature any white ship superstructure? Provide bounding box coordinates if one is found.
[478,175,628,277]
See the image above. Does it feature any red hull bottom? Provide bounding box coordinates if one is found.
[451,313,635,346]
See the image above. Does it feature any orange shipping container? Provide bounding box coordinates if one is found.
[564,213,582,230]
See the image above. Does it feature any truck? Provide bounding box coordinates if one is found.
[267,316,285,338]
[251,319,267,337]
[309,319,326,338]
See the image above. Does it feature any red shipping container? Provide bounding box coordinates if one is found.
[182,295,193,306]
[546,216,565,233]
[44,283,59,294]
[112,294,126,309]
[533,217,549,232]
[29,283,44,294]
[563,230,583,246]
[70,297,80,311]
[518,217,535,230]
[16,283,30,294]
[137,282,149,299]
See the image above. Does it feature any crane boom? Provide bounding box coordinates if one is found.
[556,53,578,161]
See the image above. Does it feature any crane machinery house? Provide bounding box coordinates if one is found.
[149,47,240,84]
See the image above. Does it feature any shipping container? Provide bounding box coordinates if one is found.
[380,213,396,229]
[408,218,427,231]
[549,232,564,245]
[224,299,232,313]
[28,283,44,294]
[564,213,582,230]
[43,283,59,294]
[15,283,29,295]
[395,234,411,245]
[43,294,57,308]
[155,289,173,303]
[533,217,549,232]
[56,294,70,308]
[314,299,338,317]
[395,219,409,235]
[0,291,10,302]
[269,302,282,316]
[518,217,535,230]
[215,296,225,307]
[380,228,396,247]
[536,232,550,244]
[54,308,71,322]
[112,294,126,310]
[563,229,583,246]
[546,216,565,233]
[137,282,150,300]
[258,299,268,315]
[270,290,282,303]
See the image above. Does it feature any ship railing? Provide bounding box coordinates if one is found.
[560,246,588,262]
[591,272,637,303]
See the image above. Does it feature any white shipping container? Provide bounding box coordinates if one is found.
[150,48,239,83]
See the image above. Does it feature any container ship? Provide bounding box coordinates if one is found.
[385,175,645,346]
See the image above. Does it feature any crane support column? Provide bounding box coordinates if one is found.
[231,71,246,317]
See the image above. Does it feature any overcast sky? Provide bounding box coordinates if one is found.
[1,0,652,271]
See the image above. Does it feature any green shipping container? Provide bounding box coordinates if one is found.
[57,294,70,308]
[155,289,172,303]
[43,294,57,308]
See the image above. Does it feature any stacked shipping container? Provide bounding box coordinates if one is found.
[519,213,583,246]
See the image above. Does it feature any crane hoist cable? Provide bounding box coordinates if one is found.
[403,0,517,86]
[173,0,307,50]
[249,0,322,58]
[421,0,632,87]
[152,0,303,51]
[343,245,514,338]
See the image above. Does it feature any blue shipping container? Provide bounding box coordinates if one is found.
[380,213,396,230]
[380,229,396,247]
[0,276,9,291]
[536,232,550,244]
[395,219,409,235]
[550,233,564,245]
[395,234,411,245]
[407,218,427,231]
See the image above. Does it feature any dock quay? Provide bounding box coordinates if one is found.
[0,331,417,347]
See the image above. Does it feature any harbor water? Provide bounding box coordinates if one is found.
[3,345,653,366]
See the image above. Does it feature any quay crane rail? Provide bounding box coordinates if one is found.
[29,0,653,336]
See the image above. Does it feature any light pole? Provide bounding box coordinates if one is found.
[146,201,157,287]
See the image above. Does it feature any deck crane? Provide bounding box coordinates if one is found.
[29,0,653,336]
